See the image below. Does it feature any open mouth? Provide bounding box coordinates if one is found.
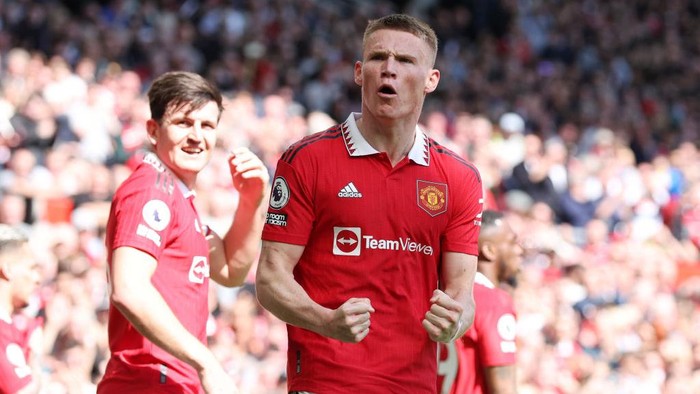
[378,84,397,96]
[182,147,203,155]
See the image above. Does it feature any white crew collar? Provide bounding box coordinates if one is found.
[474,272,496,289]
[341,113,430,166]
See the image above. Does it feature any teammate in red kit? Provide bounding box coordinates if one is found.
[438,210,523,394]
[96,71,269,394]
[0,225,41,394]
[256,14,483,393]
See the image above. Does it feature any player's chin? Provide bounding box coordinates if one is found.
[180,154,210,168]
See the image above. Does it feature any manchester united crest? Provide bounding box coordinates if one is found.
[417,180,448,217]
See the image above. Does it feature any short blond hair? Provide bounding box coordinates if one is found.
[363,14,439,66]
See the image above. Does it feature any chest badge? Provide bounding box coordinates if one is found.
[417,180,448,217]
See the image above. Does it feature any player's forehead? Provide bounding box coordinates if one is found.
[163,100,220,122]
[363,29,432,60]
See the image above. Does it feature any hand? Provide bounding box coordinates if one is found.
[325,298,375,343]
[228,147,269,204]
[422,289,464,343]
[198,362,239,394]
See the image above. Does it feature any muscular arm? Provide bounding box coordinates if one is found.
[209,147,269,287]
[109,247,224,377]
[208,195,267,287]
[483,364,516,394]
[423,251,478,342]
[443,251,478,333]
[255,240,373,342]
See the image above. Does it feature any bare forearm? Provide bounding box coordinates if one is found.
[112,284,215,371]
[442,252,478,336]
[256,267,331,335]
[446,285,475,328]
[222,198,266,284]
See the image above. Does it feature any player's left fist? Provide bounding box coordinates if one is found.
[228,147,270,203]
[422,289,464,343]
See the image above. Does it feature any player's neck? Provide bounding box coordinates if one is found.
[356,116,416,166]
[477,266,498,286]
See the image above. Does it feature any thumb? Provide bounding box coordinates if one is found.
[351,297,375,313]
[430,289,443,303]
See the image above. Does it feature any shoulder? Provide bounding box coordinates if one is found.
[278,125,344,165]
[427,138,481,183]
[474,283,513,309]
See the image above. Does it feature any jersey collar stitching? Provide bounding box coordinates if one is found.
[343,113,430,166]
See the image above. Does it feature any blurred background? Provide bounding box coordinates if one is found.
[0,0,699,392]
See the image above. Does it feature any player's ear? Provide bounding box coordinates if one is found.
[146,119,159,146]
[0,260,11,281]
[424,69,440,93]
[354,61,363,86]
[480,241,498,262]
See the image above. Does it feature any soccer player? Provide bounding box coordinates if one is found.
[438,210,523,394]
[256,14,483,393]
[0,225,41,394]
[96,71,269,394]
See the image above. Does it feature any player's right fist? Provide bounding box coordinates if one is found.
[327,298,375,343]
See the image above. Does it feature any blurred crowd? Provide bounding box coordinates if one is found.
[0,0,699,393]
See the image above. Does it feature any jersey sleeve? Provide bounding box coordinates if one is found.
[475,291,517,366]
[262,157,316,246]
[109,171,176,261]
[0,338,33,394]
[442,163,483,256]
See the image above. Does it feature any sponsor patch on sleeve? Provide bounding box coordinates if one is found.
[269,177,290,210]
[135,199,170,247]
[142,200,171,231]
[266,212,288,227]
[497,313,517,353]
[5,343,31,378]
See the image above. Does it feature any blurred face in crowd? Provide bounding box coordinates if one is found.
[355,28,439,122]
[2,243,41,310]
[146,101,220,188]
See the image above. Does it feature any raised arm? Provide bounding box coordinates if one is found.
[209,147,269,287]
[256,240,374,343]
[109,246,235,393]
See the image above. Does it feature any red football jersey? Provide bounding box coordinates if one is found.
[98,153,211,394]
[0,316,33,394]
[263,113,483,393]
[437,273,517,394]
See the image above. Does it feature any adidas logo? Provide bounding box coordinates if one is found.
[338,182,362,198]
